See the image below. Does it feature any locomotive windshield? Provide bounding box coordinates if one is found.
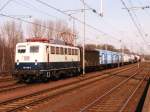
[18,49,26,53]
[30,46,39,53]
[17,46,26,53]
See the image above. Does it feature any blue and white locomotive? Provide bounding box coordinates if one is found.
[14,38,80,82]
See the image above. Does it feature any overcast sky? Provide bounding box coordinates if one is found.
[0,0,150,54]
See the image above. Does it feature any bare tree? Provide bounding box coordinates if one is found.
[45,20,54,40]
[0,35,5,72]
[0,21,23,72]
[28,19,76,45]
[28,19,46,37]
[55,20,76,45]
[85,44,97,50]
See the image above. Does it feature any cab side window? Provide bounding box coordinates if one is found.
[56,47,59,54]
[65,48,67,55]
[72,49,74,55]
[68,48,71,55]
[60,47,64,55]
[75,49,78,55]
[51,46,55,54]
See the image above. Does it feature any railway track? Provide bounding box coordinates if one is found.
[0,63,136,91]
[0,64,139,112]
[0,72,12,81]
[0,83,27,93]
[0,77,13,82]
[0,80,16,88]
[80,67,149,112]
[0,64,136,85]
[0,72,11,77]
[100,63,137,74]
[0,64,136,94]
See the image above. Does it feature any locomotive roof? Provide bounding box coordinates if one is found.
[16,42,79,49]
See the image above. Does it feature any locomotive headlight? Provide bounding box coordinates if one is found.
[17,60,19,65]
[35,59,37,65]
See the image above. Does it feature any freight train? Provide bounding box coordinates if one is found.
[13,38,140,82]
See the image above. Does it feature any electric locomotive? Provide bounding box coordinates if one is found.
[13,38,80,82]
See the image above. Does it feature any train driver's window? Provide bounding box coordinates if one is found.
[30,46,39,53]
[18,46,26,53]
[18,49,26,53]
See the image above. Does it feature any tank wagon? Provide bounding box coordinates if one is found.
[13,38,140,82]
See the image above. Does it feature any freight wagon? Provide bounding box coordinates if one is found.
[99,50,121,68]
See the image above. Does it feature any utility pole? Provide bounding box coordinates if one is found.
[64,8,90,47]
[100,0,103,17]
[1,36,5,72]
[72,19,76,46]
[120,40,124,66]
[105,43,108,66]
[72,19,78,46]
[82,0,85,75]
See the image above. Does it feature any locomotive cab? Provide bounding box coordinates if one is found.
[14,42,48,82]
[15,43,47,70]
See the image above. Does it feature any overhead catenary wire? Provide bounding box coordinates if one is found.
[0,0,13,12]
[35,0,120,41]
[0,0,116,46]
[128,0,147,36]
[79,0,122,37]
[0,13,97,44]
[80,0,150,53]
[120,0,148,45]
[137,0,150,17]
[13,0,58,20]
[136,0,150,38]
[10,0,121,42]
[79,0,137,50]
[0,13,72,36]
[79,0,133,59]
[8,0,109,43]
[1,0,145,53]
[80,0,147,54]
[79,0,98,14]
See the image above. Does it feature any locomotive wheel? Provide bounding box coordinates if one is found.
[25,78,32,83]
[68,72,74,77]
[42,78,49,82]
[51,72,60,80]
